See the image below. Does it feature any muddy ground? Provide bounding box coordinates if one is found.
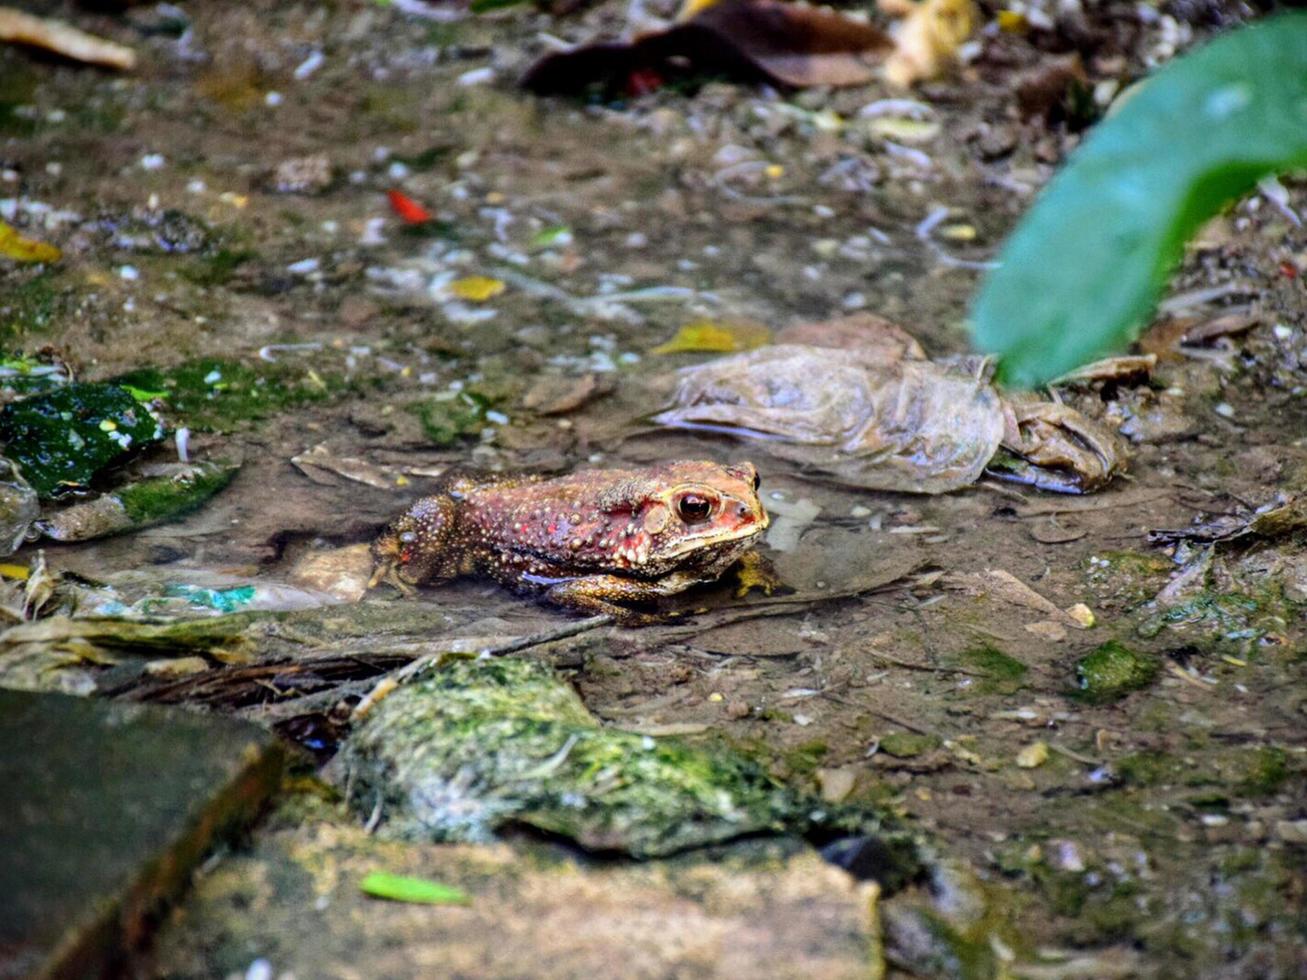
[1,0,1305,976]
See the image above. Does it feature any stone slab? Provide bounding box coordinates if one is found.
[0,689,284,980]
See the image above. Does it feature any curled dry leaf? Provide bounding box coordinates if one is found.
[657,343,1005,493]
[0,6,136,70]
[653,313,1124,494]
[292,444,394,490]
[521,0,892,95]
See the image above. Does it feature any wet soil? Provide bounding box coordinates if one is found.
[2,0,1306,976]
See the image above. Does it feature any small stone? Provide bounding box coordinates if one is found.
[286,543,374,603]
[1049,838,1085,872]
[269,154,333,195]
[816,767,857,804]
[1065,603,1095,628]
[1275,819,1307,844]
[339,296,380,329]
[1015,741,1049,769]
[1024,620,1067,642]
[1214,402,1236,419]
[977,124,1017,160]
[724,699,750,719]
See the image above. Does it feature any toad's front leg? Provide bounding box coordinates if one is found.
[544,572,704,626]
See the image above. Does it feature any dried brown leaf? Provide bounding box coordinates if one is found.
[521,0,891,95]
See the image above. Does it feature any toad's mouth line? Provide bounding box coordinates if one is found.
[658,521,768,559]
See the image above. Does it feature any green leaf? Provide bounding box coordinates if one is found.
[971,13,1307,388]
[358,872,471,905]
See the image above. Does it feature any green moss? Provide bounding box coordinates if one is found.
[112,358,333,432]
[960,645,1029,694]
[1137,590,1286,654]
[780,739,829,774]
[0,58,38,136]
[360,85,421,133]
[0,383,166,498]
[1115,750,1186,787]
[1115,745,1291,799]
[1084,549,1173,605]
[1236,746,1289,797]
[115,460,237,526]
[879,732,940,758]
[410,390,494,446]
[393,143,455,171]
[1073,641,1158,704]
[341,657,914,863]
[179,248,256,287]
[0,271,62,340]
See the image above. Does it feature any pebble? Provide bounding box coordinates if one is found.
[270,154,333,195]
[140,153,166,171]
[816,767,857,804]
[1276,819,1307,844]
[293,50,325,80]
[1016,741,1049,768]
[1214,402,1235,418]
[457,67,495,87]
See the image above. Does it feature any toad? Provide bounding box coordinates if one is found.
[371,460,771,624]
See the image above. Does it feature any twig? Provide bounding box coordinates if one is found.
[1047,743,1102,767]
[821,692,937,737]
[867,650,987,677]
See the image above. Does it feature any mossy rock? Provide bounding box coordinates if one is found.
[1073,641,1158,704]
[340,656,914,864]
[113,359,333,432]
[960,645,1029,694]
[0,383,165,498]
[116,461,237,526]
[878,732,941,759]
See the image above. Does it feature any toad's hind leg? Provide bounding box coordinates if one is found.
[543,572,702,626]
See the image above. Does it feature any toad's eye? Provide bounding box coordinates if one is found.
[677,493,713,524]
